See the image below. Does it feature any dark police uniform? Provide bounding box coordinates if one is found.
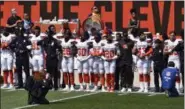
[9,32,31,88]
[118,38,134,89]
[25,76,53,104]
[151,40,164,92]
[7,15,21,33]
[38,33,62,90]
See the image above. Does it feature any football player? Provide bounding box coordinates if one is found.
[90,32,105,92]
[29,26,46,79]
[101,34,119,92]
[60,29,75,91]
[133,33,153,93]
[163,31,182,93]
[1,28,14,89]
[75,32,92,91]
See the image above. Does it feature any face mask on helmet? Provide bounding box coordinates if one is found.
[140,35,146,41]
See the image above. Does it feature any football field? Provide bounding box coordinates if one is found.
[1,88,184,109]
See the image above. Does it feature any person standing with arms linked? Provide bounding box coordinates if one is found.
[37,25,62,91]
[152,39,164,92]
[9,22,32,89]
[118,32,134,92]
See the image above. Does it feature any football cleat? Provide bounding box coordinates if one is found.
[127,88,132,92]
[120,87,126,92]
[77,85,84,91]
[70,86,75,91]
[144,89,149,93]
[137,88,144,92]
[63,85,69,91]
[109,88,114,93]
[91,86,98,92]
[1,84,8,89]
[85,85,90,92]
[101,87,107,92]
[8,84,14,89]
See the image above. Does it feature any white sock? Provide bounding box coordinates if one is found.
[140,82,144,90]
[86,83,89,89]
[176,82,180,90]
[144,82,148,90]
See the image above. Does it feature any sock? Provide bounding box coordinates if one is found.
[110,74,115,90]
[84,73,89,84]
[176,76,180,90]
[100,74,105,87]
[63,72,69,85]
[9,70,13,84]
[32,71,35,76]
[86,83,90,90]
[69,73,74,85]
[90,73,95,84]
[143,74,149,90]
[139,74,144,89]
[3,71,8,84]
[94,74,99,86]
[147,74,150,87]
[79,73,83,83]
[106,74,111,88]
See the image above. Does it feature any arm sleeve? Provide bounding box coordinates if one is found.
[7,18,11,25]
[8,37,17,52]
[172,43,182,52]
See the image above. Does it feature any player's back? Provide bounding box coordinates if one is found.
[162,67,178,89]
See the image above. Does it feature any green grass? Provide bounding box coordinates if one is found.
[1,89,184,109]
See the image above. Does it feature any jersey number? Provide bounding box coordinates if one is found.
[104,50,114,59]
[78,48,87,56]
[63,48,71,56]
[32,41,39,50]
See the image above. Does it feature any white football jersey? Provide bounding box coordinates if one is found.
[53,33,63,40]
[30,34,44,55]
[75,39,92,60]
[90,40,104,57]
[1,34,13,55]
[102,41,118,60]
[135,40,149,59]
[61,38,75,57]
[164,39,182,60]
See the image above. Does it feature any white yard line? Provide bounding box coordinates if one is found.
[62,91,72,94]
[118,93,129,96]
[13,92,100,109]
[5,89,24,92]
[148,93,157,96]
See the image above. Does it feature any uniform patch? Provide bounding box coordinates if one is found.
[122,44,128,49]
[166,72,171,76]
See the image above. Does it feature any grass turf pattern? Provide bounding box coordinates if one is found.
[1,89,184,109]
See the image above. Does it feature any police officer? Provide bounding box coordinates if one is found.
[152,39,164,92]
[25,73,53,104]
[38,25,62,90]
[118,32,134,92]
[9,22,32,89]
[115,33,122,90]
